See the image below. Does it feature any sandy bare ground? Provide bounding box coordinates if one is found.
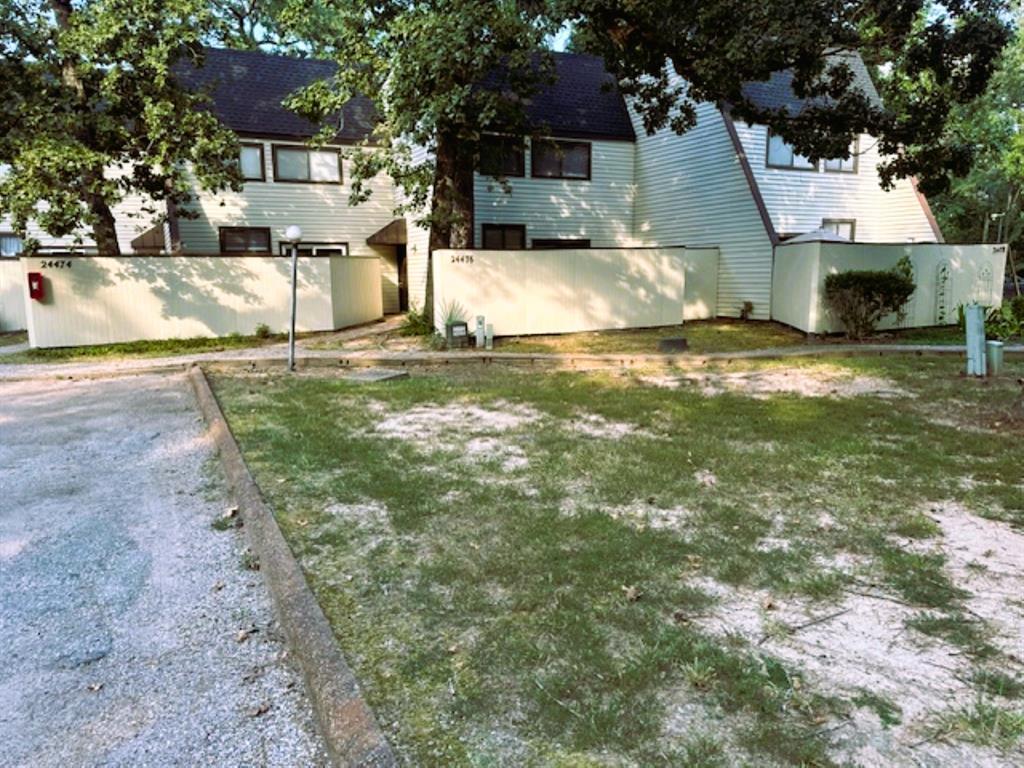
[368,395,1024,766]
[0,374,327,767]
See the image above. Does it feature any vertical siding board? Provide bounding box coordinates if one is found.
[630,88,776,319]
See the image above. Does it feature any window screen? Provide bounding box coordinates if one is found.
[0,234,23,257]
[481,224,526,249]
[220,227,271,253]
[822,219,856,240]
[531,141,591,179]
[239,145,264,180]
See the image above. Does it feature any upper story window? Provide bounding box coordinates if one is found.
[766,132,816,170]
[822,218,856,240]
[239,144,265,181]
[219,227,271,253]
[0,234,23,257]
[480,136,525,178]
[531,140,591,180]
[824,139,859,173]
[481,224,526,249]
[272,145,342,183]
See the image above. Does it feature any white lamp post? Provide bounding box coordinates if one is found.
[284,225,302,372]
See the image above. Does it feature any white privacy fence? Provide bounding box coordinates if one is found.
[772,242,1008,334]
[432,246,719,337]
[0,259,25,331]
[20,254,382,348]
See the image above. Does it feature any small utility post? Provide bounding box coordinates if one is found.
[285,225,302,372]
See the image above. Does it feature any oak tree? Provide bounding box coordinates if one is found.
[0,0,243,254]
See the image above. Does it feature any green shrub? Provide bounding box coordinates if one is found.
[823,257,916,339]
[1010,295,1024,322]
[399,305,434,337]
[985,303,1024,341]
[254,322,272,339]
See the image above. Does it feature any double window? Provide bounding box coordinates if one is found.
[0,233,23,257]
[481,224,526,250]
[822,219,856,240]
[767,131,859,174]
[239,144,265,181]
[272,145,342,183]
[480,136,525,178]
[219,227,271,254]
[531,140,591,180]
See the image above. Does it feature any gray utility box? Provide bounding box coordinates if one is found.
[446,321,469,349]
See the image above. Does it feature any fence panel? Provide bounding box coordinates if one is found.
[433,247,717,337]
[772,242,1008,334]
[22,254,381,348]
[0,259,26,331]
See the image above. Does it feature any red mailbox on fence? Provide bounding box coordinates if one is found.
[28,272,45,301]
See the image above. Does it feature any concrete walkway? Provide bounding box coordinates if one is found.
[0,374,328,767]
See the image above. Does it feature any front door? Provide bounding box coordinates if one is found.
[396,245,409,312]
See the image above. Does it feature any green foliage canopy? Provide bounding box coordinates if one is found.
[0,0,244,253]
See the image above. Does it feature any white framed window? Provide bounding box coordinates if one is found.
[277,242,349,257]
[272,145,342,183]
[822,219,856,240]
[824,139,859,173]
[239,144,265,180]
[766,132,816,170]
[0,234,23,257]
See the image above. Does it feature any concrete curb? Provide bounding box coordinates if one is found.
[187,365,396,768]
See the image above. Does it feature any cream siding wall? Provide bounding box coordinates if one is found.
[734,123,937,243]
[0,179,165,254]
[631,99,776,319]
[474,138,636,248]
[176,140,396,260]
[398,143,433,312]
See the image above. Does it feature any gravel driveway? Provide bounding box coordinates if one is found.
[0,373,328,767]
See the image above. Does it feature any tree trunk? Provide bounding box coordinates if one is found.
[86,188,121,255]
[426,129,475,323]
[52,0,121,255]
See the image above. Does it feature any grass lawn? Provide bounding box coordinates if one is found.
[212,356,1024,766]
[311,318,975,356]
[492,319,806,355]
[0,332,286,364]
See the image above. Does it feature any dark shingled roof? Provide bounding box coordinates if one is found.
[525,52,635,141]
[177,47,635,143]
[175,47,377,143]
[741,53,883,115]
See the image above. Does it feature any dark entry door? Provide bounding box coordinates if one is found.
[396,245,409,312]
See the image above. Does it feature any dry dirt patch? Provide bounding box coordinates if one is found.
[643,367,907,399]
[926,502,1024,659]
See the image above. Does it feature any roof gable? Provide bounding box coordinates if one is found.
[740,53,882,115]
